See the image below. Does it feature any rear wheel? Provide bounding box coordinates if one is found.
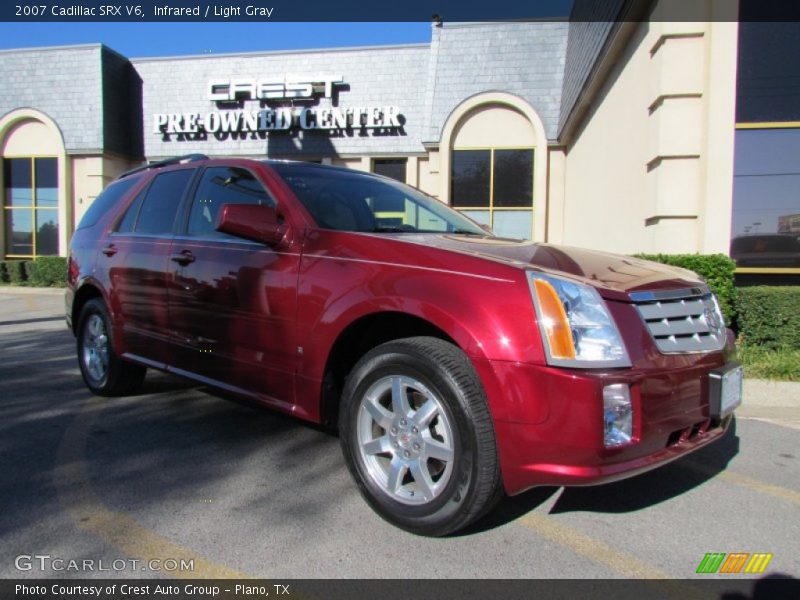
[340,337,502,536]
[77,299,145,396]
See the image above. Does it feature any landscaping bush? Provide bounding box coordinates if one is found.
[634,253,736,324]
[27,256,67,287]
[735,286,800,350]
[0,261,9,283]
[5,260,28,285]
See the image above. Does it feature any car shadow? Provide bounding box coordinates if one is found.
[549,419,740,515]
[458,418,741,535]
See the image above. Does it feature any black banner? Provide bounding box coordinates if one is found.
[3,578,800,600]
[4,0,800,23]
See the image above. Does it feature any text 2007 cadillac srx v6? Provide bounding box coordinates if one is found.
[67,155,742,536]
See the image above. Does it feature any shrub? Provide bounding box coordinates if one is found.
[6,260,28,285]
[735,286,800,350]
[0,261,9,283]
[27,256,68,287]
[634,253,736,324]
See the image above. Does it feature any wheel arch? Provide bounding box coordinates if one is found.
[320,311,459,428]
[70,281,104,335]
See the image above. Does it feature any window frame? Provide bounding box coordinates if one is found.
[450,146,535,239]
[110,167,198,238]
[2,155,60,258]
[732,122,800,275]
[177,165,279,241]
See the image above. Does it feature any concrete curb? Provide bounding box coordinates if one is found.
[743,379,800,407]
[0,286,66,296]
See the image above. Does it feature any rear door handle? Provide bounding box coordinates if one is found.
[170,250,196,266]
[101,244,117,257]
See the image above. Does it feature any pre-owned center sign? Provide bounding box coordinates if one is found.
[153,75,404,136]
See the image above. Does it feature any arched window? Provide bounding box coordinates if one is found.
[1,114,65,258]
[440,94,548,241]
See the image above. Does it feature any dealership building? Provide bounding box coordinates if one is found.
[1,1,798,278]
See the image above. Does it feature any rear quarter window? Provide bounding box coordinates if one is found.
[75,175,143,231]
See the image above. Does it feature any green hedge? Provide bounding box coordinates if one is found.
[0,257,67,287]
[634,253,736,324]
[735,287,800,350]
[27,256,67,287]
[3,260,28,285]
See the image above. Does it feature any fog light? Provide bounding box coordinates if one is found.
[603,384,633,447]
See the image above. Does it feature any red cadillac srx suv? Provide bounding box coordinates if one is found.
[67,154,742,536]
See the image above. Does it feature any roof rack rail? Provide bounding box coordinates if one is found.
[117,154,209,180]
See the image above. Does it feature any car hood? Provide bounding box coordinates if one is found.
[389,234,706,301]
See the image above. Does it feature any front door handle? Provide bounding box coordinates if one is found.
[170,250,196,266]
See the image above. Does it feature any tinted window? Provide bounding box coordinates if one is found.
[115,187,147,233]
[493,149,533,207]
[76,176,142,230]
[135,170,195,235]
[731,127,800,267]
[451,150,490,207]
[187,167,274,238]
[271,163,485,235]
[373,159,407,183]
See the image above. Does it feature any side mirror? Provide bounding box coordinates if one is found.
[216,203,286,245]
[479,223,493,234]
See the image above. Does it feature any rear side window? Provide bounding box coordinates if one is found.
[186,167,275,238]
[115,187,146,233]
[76,176,142,230]
[134,169,195,235]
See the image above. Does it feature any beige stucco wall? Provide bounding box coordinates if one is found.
[0,110,70,256]
[562,8,738,255]
[452,105,536,148]
[71,156,134,227]
[439,93,549,240]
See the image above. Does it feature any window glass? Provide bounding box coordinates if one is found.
[737,20,800,123]
[450,148,535,239]
[115,187,147,234]
[5,209,33,256]
[135,169,195,235]
[493,149,533,208]
[451,150,490,207]
[77,175,142,230]
[3,157,61,256]
[4,159,33,207]
[35,210,59,255]
[271,162,484,235]
[187,167,274,238]
[34,158,58,208]
[731,128,800,268]
[492,210,533,240]
[373,159,407,183]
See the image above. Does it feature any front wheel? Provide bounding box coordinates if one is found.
[77,298,146,396]
[339,337,502,536]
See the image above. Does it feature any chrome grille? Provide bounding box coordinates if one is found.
[632,289,726,354]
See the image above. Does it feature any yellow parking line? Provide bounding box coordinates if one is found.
[517,513,706,599]
[54,396,251,579]
[686,463,800,507]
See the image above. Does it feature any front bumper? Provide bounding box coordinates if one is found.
[473,357,735,496]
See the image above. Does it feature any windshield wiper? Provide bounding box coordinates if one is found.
[371,226,415,233]
[451,229,487,236]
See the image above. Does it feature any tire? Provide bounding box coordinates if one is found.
[77,298,146,396]
[339,336,502,536]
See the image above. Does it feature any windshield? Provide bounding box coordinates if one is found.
[269,162,488,235]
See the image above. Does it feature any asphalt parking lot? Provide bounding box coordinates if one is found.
[1,289,798,589]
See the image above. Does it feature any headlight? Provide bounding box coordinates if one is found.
[527,272,631,368]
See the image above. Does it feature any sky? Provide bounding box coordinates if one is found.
[0,22,435,58]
